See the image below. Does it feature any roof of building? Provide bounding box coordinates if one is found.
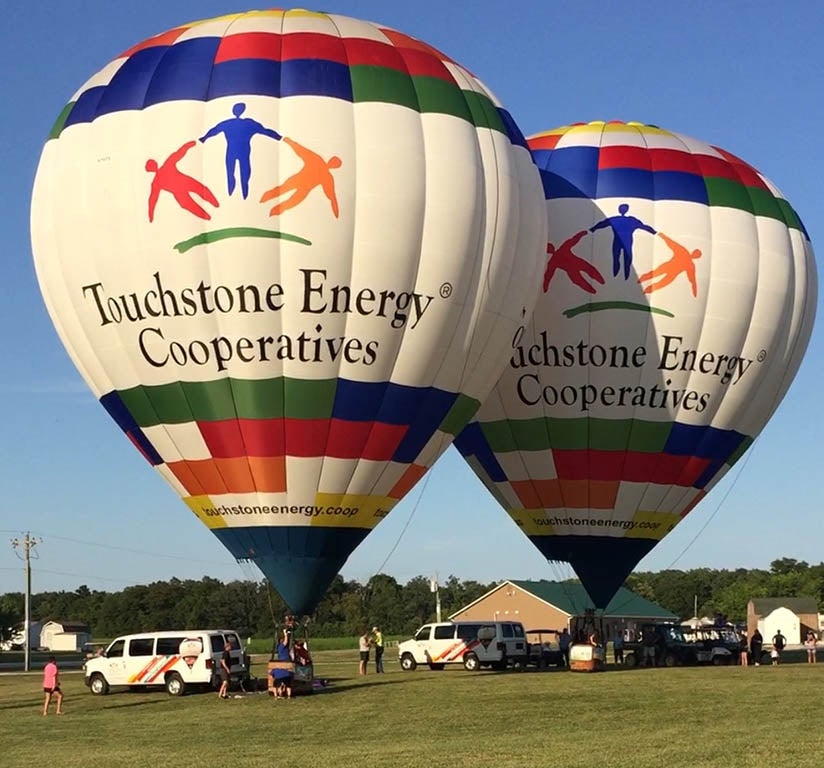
[510,580,678,619]
[749,597,819,616]
[45,620,91,633]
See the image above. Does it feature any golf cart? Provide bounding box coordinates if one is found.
[525,629,565,669]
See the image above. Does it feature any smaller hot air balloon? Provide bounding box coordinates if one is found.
[456,120,817,609]
[30,10,547,615]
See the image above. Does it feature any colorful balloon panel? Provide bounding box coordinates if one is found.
[455,120,816,608]
[31,10,546,613]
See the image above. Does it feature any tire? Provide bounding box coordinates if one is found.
[463,652,480,672]
[428,663,445,671]
[712,654,726,666]
[623,652,637,668]
[400,653,417,672]
[89,673,109,696]
[165,672,185,696]
[663,653,676,668]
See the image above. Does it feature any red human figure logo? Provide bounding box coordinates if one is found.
[260,137,341,218]
[544,230,605,294]
[145,141,219,222]
[638,232,702,296]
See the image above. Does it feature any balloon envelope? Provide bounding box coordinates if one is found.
[456,120,816,608]
[30,10,546,613]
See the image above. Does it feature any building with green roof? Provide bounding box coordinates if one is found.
[450,579,677,638]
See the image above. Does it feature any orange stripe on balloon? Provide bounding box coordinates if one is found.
[511,479,619,510]
[389,464,427,499]
[247,456,287,493]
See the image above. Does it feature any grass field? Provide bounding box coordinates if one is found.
[1,651,822,768]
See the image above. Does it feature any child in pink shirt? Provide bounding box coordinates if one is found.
[42,656,64,715]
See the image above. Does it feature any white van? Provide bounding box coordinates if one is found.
[83,629,245,696]
[398,621,528,671]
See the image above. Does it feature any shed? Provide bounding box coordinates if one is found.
[41,621,92,651]
[748,597,819,645]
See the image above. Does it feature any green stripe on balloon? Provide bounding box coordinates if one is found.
[438,393,481,436]
[119,378,339,426]
[479,417,674,453]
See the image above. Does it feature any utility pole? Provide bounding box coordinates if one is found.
[11,533,41,672]
[430,574,441,623]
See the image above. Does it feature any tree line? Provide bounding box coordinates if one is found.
[1,558,821,641]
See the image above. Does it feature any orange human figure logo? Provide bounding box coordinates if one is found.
[638,232,702,296]
[544,230,605,294]
[145,141,219,222]
[260,137,341,218]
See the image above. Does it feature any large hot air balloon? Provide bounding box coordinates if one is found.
[30,10,546,614]
[456,120,816,608]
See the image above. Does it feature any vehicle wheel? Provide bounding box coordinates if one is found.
[400,653,417,672]
[165,672,185,696]
[663,653,676,668]
[89,673,109,695]
[428,663,445,671]
[463,652,480,672]
[623,652,637,668]
[712,655,726,666]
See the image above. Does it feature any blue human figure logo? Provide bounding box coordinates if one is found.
[589,203,656,280]
[199,102,282,199]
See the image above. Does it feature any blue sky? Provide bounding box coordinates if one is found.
[1,0,822,596]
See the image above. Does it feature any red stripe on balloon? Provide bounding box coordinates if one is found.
[552,450,711,487]
[197,418,407,461]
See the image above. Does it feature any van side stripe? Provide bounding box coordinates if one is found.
[129,656,162,682]
[433,641,463,661]
[146,656,181,682]
[458,639,480,658]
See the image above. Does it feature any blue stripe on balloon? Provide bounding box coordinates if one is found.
[63,86,106,128]
[538,146,600,199]
[664,422,747,461]
[498,108,528,150]
[144,38,223,106]
[99,391,163,465]
[532,148,711,204]
[208,59,353,101]
[596,169,709,204]
[392,388,458,463]
[330,380,456,427]
[453,422,508,483]
[95,46,171,117]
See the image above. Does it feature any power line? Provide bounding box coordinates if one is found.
[1,529,229,565]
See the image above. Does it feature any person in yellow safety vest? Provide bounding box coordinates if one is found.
[372,626,384,673]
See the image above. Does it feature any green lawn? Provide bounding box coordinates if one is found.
[1,651,822,768]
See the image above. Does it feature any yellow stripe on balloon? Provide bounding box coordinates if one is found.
[311,493,397,528]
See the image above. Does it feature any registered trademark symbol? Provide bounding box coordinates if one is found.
[757,349,767,362]
[439,282,453,299]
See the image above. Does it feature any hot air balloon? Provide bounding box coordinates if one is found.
[30,10,546,615]
[456,120,816,609]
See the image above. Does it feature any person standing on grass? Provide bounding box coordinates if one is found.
[42,656,64,716]
[218,641,232,699]
[739,630,749,667]
[750,628,763,666]
[804,630,817,663]
[612,630,624,665]
[771,630,786,665]
[558,628,571,667]
[358,630,371,676]
[372,626,385,673]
